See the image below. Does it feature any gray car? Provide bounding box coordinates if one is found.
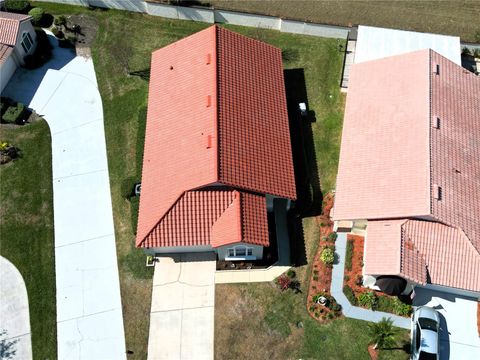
[411,306,440,360]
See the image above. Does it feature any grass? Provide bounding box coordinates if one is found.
[209,0,480,43]
[345,238,354,271]
[0,120,57,359]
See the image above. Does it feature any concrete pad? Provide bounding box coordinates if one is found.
[57,308,126,360]
[53,171,115,247]
[0,256,32,360]
[148,253,215,360]
[51,119,107,179]
[413,287,480,359]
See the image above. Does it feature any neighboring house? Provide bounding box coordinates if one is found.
[354,25,461,65]
[0,11,36,92]
[333,49,480,298]
[136,25,296,261]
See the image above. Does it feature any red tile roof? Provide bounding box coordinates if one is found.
[137,25,293,249]
[0,11,31,46]
[338,49,480,292]
[217,27,296,199]
[0,44,13,64]
[364,220,480,292]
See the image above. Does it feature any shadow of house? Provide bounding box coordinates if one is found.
[284,68,323,267]
[4,33,76,106]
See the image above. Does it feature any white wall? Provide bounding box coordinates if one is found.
[14,20,37,63]
[147,2,213,22]
[216,242,263,261]
[214,9,280,30]
[0,54,17,92]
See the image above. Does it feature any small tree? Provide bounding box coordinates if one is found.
[320,247,334,265]
[368,317,397,350]
[28,7,44,25]
[4,0,30,14]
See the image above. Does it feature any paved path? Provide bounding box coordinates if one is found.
[413,287,480,360]
[0,256,32,360]
[4,33,126,360]
[148,253,216,360]
[330,233,410,329]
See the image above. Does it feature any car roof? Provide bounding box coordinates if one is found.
[420,329,438,354]
[417,306,439,321]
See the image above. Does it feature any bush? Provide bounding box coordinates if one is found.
[343,285,357,305]
[4,0,30,13]
[358,291,378,310]
[344,274,350,282]
[326,312,334,320]
[2,103,25,124]
[286,269,296,279]
[51,26,64,39]
[345,239,354,271]
[462,47,472,56]
[28,7,44,25]
[355,274,363,286]
[327,232,337,242]
[392,297,413,316]
[474,48,480,58]
[54,15,67,27]
[276,274,291,291]
[282,48,299,63]
[320,247,334,265]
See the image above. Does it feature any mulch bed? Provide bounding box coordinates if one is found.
[306,193,342,322]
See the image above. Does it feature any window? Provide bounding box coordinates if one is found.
[21,32,34,53]
[226,246,254,258]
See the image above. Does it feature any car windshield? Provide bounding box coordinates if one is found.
[419,350,437,360]
[419,318,438,331]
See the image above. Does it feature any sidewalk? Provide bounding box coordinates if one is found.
[4,33,126,359]
[330,233,410,329]
[0,256,32,360]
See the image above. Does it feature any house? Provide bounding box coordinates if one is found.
[354,25,461,65]
[135,25,296,261]
[0,11,36,92]
[333,49,480,298]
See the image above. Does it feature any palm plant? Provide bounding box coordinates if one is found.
[368,317,397,350]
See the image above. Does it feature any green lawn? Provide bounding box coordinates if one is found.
[0,120,57,360]
[209,0,480,43]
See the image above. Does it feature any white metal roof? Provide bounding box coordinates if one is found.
[355,25,461,65]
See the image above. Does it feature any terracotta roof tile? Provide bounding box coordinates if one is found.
[217,27,296,199]
[0,44,13,64]
[137,26,290,249]
[430,50,480,252]
[364,219,480,292]
[333,50,432,221]
[0,11,31,46]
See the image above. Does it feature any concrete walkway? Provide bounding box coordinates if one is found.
[330,233,410,329]
[148,253,216,360]
[0,256,32,360]
[4,33,126,359]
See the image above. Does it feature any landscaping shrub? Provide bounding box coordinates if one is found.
[51,26,64,39]
[54,15,67,27]
[28,7,44,25]
[0,141,20,164]
[276,274,291,291]
[23,29,52,69]
[392,297,412,316]
[376,295,395,313]
[326,312,334,320]
[345,239,354,271]
[286,269,296,278]
[4,0,30,13]
[2,103,25,124]
[320,247,334,265]
[344,274,350,282]
[474,48,480,59]
[358,291,378,310]
[343,285,357,305]
[462,47,472,56]
[327,232,337,242]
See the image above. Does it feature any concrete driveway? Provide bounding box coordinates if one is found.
[0,256,32,360]
[148,253,216,360]
[413,287,480,360]
[4,33,126,360]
